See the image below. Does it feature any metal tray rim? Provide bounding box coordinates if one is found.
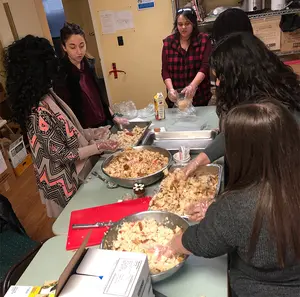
[154,130,217,140]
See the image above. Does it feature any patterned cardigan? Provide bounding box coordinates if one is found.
[26,95,82,218]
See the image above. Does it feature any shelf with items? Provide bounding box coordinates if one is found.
[200,7,300,25]
[275,50,300,56]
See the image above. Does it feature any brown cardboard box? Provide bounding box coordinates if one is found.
[284,60,300,76]
[281,29,300,53]
[0,148,16,195]
[251,16,281,51]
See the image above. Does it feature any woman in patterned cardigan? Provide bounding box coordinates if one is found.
[4,35,119,218]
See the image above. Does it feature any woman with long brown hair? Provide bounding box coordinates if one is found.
[156,100,300,296]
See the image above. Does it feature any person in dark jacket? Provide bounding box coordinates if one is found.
[54,22,128,129]
[156,100,300,297]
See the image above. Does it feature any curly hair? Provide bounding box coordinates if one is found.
[4,35,58,128]
[210,32,300,117]
[212,8,253,43]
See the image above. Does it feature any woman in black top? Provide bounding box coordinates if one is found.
[54,23,128,129]
[157,100,300,297]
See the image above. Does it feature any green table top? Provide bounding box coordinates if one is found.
[19,107,227,297]
[53,106,219,235]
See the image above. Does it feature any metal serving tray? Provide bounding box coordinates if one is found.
[110,121,152,147]
[150,164,223,218]
[170,163,223,198]
[142,130,217,153]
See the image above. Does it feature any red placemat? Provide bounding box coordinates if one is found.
[66,197,151,250]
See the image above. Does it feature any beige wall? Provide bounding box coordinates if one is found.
[88,0,174,109]
[62,0,103,77]
[0,0,51,93]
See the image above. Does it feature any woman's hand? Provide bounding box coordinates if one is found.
[181,84,196,100]
[94,125,111,140]
[96,139,119,152]
[185,201,212,222]
[151,244,177,260]
[114,116,130,126]
[168,88,178,102]
[150,232,191,259]
[182,152,211,179]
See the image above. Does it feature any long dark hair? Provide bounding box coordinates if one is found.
[210,32,300,117]
[173,7,199,37]
[212,8,253,43]
[4,35,58,128]
[224,99,300,267]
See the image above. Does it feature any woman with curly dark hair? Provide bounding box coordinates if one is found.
[183,32,300,179]
[4,35,119,217]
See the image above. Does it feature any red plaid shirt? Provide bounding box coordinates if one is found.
[161,32,212,107]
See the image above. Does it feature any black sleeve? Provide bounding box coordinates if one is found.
[181,197,236,258]
[203,132,225,162]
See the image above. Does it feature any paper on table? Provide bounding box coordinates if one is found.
[99,10,116,34]
[115,10,134,31]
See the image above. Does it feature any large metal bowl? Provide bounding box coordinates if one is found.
[100,210,190,283]
[101,146,172,188]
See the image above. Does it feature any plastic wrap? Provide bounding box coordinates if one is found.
[138,103,155,118]
[112,101,138,120]
[174,90,196,118]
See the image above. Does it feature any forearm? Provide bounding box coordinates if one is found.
[203,132,225,163]
[195,151,211,165]
[190,72,206,89]
[164,78,174,91]
[78,144,100,160]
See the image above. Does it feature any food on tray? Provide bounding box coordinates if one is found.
[150,169,218,216]
[110,126,146,148]
[154,127,161,132]
[112,219,184,274]
[103,148,169,179]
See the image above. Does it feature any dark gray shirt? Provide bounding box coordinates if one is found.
[203,110,300,162]
[182,187,300,296]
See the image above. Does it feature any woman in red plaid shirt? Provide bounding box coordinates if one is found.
[161,7,212,107]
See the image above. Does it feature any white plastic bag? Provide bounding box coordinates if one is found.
[112,101,137,120]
